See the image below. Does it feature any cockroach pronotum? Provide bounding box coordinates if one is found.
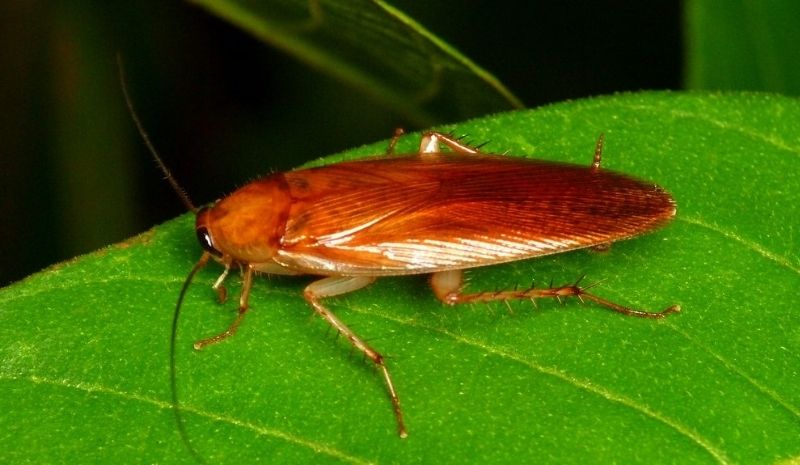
[119,62,678,450]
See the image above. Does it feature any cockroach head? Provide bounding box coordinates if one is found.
[194,175,292,264]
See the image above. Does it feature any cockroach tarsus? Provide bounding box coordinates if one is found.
[119,56,678,452]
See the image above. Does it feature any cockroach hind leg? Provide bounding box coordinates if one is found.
[551,278,681,319]
[430,270,465,305]
[432,270,679,319]
[193,266,255,350]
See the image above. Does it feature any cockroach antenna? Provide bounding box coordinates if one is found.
[116,54,198,214]
[117,54,209,464]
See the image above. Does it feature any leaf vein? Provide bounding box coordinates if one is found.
[678,216,799,273]
[6,373,374,465]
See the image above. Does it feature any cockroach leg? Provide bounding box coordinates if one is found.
[429,269,464,304]
[386,128,405,155]
[194,265,255,350]
[419,131,481,155]
[430,269,680,318]
[303,276,408,438]
[211,263,231,303]
[591,133,605,172]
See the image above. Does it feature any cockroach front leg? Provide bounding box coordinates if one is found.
[194,265,255,350]
[430,269,680,318]
[304,276,408,438]
[211,262,231,303]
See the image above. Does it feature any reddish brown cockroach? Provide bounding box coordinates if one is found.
[185,130,678,439]
[120,66,677,446]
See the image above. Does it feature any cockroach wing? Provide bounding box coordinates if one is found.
[275,153,675,276]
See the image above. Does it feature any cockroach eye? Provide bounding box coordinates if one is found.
[195,226,221,257]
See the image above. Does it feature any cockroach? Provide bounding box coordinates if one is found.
[119,62,678,448]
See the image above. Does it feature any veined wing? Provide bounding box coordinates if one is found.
[276,154,675,275]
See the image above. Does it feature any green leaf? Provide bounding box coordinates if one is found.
[187,0,523,125]
[1,92,798,464]
[684,0,800,95]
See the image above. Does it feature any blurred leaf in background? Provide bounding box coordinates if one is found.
[189,0,524,125]
[685,0,800,94]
